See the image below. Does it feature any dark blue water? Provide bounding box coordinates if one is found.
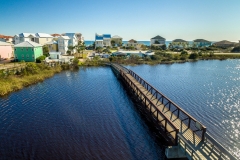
[0,67,165,160]
[126,59,240,158]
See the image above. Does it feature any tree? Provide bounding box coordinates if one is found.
[43,45,49,56]
[96,47,103,53]
[68,46,75,55]
[181,50,188,55]
[189,53,199,59]
[111,40,116,47]
[161,44,167,50]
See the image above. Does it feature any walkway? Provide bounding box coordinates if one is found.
[111,63,237,160]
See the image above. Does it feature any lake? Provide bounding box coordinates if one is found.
[0,59,239,159]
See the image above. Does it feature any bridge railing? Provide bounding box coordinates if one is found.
[203,133,237,160]
[127,69,207,144]
[120,69,179,145]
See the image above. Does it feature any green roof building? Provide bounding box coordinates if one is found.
[14,41,43,62]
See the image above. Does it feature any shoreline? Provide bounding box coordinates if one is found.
[1,56,239,97]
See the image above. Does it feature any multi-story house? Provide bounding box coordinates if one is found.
[14,33,53,45]
[213,40,237,48]
[111,35,122,46]
[45,41,58,52]
[171,39,189,49]
[95,33,111,48]
[0,41,13,59]
[193,39,212,48]
[34,33,53,45]
[125,39,142,50]
[150,35,166,46]
[14,41,43,62]
[58,36,70,54]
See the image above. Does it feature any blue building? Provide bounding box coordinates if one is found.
[95,33,111,48]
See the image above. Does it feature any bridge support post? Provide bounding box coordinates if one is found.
[165,146,187,159]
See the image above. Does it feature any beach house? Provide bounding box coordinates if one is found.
[0,35,13,43]
[95,34,111,48]
[58,36,70,54]
[14,41,43,62]
[45,41,58,52]
[193,39,212,48]
[213,40,237,48]
[150,35,166,46]
[171,39,189,49]
[14,33,53,45]
[111,35,122,46]
[34,33,53,45]
[0,41,13,59]
[125,39,142,50]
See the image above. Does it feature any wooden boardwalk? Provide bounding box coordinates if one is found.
[111,63,237,160]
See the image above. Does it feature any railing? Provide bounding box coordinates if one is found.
[177,134,202,160]
[120,69,179,145]
[203,133,237,160]
[128,69,206,144]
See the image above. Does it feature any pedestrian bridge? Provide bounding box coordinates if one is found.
[111,63,237,160]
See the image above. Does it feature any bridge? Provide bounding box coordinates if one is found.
[111,63,237,160]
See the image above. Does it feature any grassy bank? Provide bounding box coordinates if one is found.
[0,63,62,96]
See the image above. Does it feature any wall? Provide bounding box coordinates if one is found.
[0,45,13,59]
[14,47,43,62]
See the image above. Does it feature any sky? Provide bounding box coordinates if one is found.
[0,0,240,41]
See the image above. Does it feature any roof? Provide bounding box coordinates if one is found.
[0,41,12,46]
[64,33,76,38]
[213,40,236,45]
[103,34,111,39]
[58,36,70,40]
[172,39,187,42]
[14,41,42,47]
[95,34,103,41]
[151,35,165,40]
[45,41,57,45]
[193,39,211,43]
[35,33,53,38]
[129,39,137,43]
[112,35,122,39]
[51,33,61,37]
[19,33,36,37]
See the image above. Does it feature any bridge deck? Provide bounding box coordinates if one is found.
[111,64,236,160]
[124,73,222,160]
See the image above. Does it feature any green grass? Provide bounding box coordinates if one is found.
[0,64,62,96]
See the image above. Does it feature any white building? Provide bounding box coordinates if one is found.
[150,35,166,46]
[95,33,111,48]
[58,36,70,54]
[14,33,53,45]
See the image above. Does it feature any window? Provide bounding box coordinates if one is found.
[26,54,29,58]
[15,49,16,51]
[26,48,28,51]
[21,48,23,51]
[22,54,24,58]
[32,49,33,51]
[32,55,34,59]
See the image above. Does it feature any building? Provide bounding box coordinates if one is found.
[150,35,166,46]
[14,41,43,62]
[58,36,70,54]
[111,35,122,46]
[213,40,237,48]
[125,39,142,50]
[193,39,212,48]
[0,35,13,43]
[14,33,53,45]
[45,41,58,52]
[171,39,189,49]
[34,33,53,45]
[62,33,78,47]
[0,41,13,59]
[95,33,111,48]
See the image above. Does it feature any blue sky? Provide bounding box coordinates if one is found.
[0,0,240,41]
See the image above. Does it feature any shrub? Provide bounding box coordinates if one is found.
[181,50,188,55]
[151,55,161,60]
[36,55,46,63]
[189,53,199,59]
